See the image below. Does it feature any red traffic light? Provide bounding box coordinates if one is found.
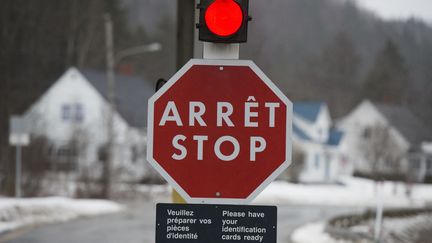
[205,0,244,37]
[198,0,250,43]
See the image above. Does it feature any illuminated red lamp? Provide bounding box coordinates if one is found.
[198,0,250,43]
[205,0,243,37]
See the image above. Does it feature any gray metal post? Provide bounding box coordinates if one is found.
[420,155,427,182]
[15,145,22,198]
[374,182,384,242]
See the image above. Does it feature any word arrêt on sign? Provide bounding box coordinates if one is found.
[147,59,292,204]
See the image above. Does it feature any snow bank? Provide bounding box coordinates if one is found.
[254,177,432,207]
[292,213,432,243]
[348,213,432,242]
[0,197,124,235]
[380,213,432,241]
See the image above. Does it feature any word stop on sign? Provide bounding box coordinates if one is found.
[158,97,281,162]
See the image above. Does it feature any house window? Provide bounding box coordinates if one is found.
[61,103,84,123]
[98,144,108,162]
[410,157,421,170]
[315,153,320,169]
[57,146,78,158]
[363,127,371,139]
[75,104,83,122]
[62,104,71,121]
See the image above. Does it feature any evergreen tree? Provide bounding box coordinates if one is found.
[319,32,361,85]
[363,39,410,104]
[319,32,361,116]
[298,31,361,116]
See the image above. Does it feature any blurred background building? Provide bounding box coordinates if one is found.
[1,0,432,197]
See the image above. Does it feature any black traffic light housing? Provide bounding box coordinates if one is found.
[197,0,250,43]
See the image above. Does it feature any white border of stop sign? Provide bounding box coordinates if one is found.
[147,59,293,204]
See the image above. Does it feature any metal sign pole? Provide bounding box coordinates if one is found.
[10,115,29,198]
[15,145,22,198]
[374,182,383,242]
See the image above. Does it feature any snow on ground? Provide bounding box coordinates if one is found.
[349,213,432,242]
[254,176,432,207]
[0,197,124,235]
[134,184,171,195]
[291,222,351,243]
[381,213,432,242]
[285,177,432,243]
[292,214,432,243]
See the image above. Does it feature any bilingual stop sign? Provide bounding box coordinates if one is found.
[147,59,292,204]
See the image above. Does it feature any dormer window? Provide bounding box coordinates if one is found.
[318,128,322,136]
[62,103,84,123]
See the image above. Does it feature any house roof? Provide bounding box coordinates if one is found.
[293,124,311,141]
[293,102,324,122]
[81,69,154,128]
[375,103,432,145]
[327,128,344,146]
[293,123,344,147]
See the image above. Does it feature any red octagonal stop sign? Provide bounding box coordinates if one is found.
[147,59,292,204]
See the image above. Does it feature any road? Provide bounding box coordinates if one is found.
[0,200,362,243]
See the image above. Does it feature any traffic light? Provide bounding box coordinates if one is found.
[197,0,250,43]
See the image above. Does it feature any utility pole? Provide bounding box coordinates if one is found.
[104,13,115,199]
[104,11,163,198]
[176,0,196,69]
[171,0,197,203]
[104,14,162,199]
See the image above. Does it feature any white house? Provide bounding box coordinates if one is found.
[337,100,432,181]
[24,67,155,182]
[292,102,349,183]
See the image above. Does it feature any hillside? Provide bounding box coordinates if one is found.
[123,0,432,119]
[243,0,432,118]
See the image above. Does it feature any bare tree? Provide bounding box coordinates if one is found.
[0,0,137,196]
[358,124,406,179]
[20,136,52,197]
[362,39,410,105]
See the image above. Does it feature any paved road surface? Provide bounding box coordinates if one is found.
[0,200,362,243]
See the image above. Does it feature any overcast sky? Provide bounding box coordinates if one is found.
[355,0,432,22]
